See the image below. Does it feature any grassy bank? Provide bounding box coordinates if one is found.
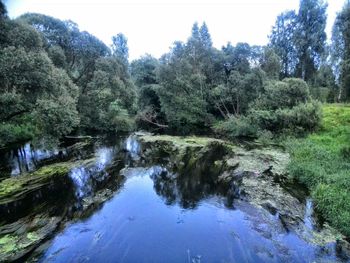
[287,104,350,236]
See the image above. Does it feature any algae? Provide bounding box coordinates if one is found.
[0,162,73,205]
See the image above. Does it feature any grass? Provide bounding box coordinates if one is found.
[286,104,350,236]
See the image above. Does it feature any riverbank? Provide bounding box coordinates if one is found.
[1,131,350,261]
[286,104,350,237]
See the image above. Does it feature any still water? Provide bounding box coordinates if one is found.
[41,167,340,263]
[0,136,348,262]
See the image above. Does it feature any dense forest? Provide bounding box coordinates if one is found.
[1,0,350,260]
[0,0,349,147]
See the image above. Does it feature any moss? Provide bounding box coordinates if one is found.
[0,231,43,260]
[0,234,18,254]
[26,232,40,242]
[139,134,228,148]
[0,162,73,205]
[139,134,289,180]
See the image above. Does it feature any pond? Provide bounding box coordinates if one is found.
[0,134,349,262]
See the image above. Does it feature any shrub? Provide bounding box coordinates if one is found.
[213,115,258,139]
[0,123,36,147]
[250,101,321,135]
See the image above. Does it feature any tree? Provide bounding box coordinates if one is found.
[313,64,338,102]
[0,0,7,19]
[222,42,252,75]
[0,19,43,51]
[260,48,281,80]
[80,56,136,131]
[0,46,79,145]
[130,55,166,128]
[199,22,212,49]
[269,10,298,78]
[112,33,129,62]
[294,0,327,81]
[156,22,223,133]
[157,48,209,133]
[18,13,110,86]
[332,1,350,101]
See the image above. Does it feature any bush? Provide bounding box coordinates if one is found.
[254,78,310,110]
[0,123,36,147]
[249,101,321,135]
[213,115,258,139]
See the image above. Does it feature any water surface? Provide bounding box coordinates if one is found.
[0,136,348,262]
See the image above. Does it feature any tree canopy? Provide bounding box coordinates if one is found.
[0,0,348,146]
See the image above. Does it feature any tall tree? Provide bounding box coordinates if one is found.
[112,33,129,62]
[199,22,212,49]
[0,0,7,19]
[269,11,297,78]
[18,13,110,86]
[294,0,327,81]
[332,1,350,101]
[261,48,281,80]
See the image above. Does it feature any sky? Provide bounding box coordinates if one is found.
[5,0,345,60]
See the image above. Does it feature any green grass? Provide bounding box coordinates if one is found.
[287,104,350,236]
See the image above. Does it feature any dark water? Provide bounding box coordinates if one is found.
[0,142,65,177]
[0,136,349,262]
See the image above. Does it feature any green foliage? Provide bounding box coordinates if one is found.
[260,48,281,80]
[313,184,350,237]
[332,2,350,101]
[254,78,310,110]
[269,10,297,77]
[80,56,136,132]
[0,0,6,19]
[0,44,79,145]
[216,78,321,139]
[130,55,164,129]
[213,115,258,139]
[251,101,321,135]
[270,0,328,84]
[108,100,135,132]
[287,104,350,237]
[0,20,43,51]
[112,33,129,62]
[18,13,110,87]
[157,25,215,134]
[294,0,327,81]
[312,65,338,102]
[0,123,36,147]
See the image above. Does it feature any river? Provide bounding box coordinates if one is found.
[0,134,349,262]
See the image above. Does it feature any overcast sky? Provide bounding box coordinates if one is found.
[5,0,345,60]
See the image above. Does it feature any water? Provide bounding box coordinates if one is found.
[69,147,117,199]
[125,135,141,160]
[40,167,340,263]
[0,142,65,176]
[0,135,349,262]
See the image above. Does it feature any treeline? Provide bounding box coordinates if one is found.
[0,0,349,146]
[0,2,136,147]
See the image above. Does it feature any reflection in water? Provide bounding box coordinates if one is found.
[69,167,92,198]
[304,198,315,230]
[125,135,140,159]
[95,147,115,171]
[4,143,65,176]
[0,136,348,262]
[39,166,346,263]
[69,147,117,199]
